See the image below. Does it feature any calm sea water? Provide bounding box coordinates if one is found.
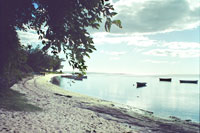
[58,73,200,122]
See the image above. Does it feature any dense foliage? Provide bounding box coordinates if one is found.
[26,46,64,72]
[0,0,121,88]
[0,44,64,88]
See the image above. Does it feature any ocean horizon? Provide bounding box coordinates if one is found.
[63,71,200,76]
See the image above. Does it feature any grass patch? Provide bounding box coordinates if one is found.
[0,88,42,112]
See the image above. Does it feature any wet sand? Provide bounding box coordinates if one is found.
[0,74,199,133]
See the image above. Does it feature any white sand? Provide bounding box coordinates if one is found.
[0,74,199,133]
[0,75,137,133]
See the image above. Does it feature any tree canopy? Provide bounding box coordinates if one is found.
[0,0,121,88]
[26,46,64,72]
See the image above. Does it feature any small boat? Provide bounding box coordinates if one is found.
[136,82,147,88]
[159,78,172,82]
[81,75,87,79]
[73,73,87,79]
[180,80,198,84]
[74,77,83,81]
[61,74,87,80]
[61,75,69,77]
[61,75,75,78]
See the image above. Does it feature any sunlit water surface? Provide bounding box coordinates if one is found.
[58,73,200,122]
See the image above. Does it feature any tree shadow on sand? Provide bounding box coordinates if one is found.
[0,89,42,112]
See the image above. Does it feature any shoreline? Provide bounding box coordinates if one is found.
[51,75,168,119]
[0,74,199,133]
[52,73,200,123]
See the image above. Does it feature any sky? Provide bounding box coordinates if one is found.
[18,0,200,75]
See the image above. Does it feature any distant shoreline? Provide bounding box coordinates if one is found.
[63,71,200,77]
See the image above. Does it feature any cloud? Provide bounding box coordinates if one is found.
[133,48,145,53]
[109,57,120,60]
[143,59,175,64]
[162,42,200,49]
[143,49,200,58]
[17,29,41,46]
[94,31,200,59]
[110,0,200,34]
[100,50,126,56]
[92,32,123,45]
[187,0,200,9]
[109,51,127,56]
[100,50,126,61]
[17,23,49,47]
[93,32,156,47]
[142,41,200,58]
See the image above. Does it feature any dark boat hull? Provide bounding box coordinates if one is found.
[136,82,147,88]
[61,75,72,78]
[61,75,86,80]
[180,80,198,84]
[159,78,172,82]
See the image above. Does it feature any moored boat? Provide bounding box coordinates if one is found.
[180,80,198,84]
[136,82,147,88]
[81,75,87,79]
[61,74,87,80]
[61,75,72,78]
[159,78,172,82]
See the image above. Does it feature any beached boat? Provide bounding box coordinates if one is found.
[61,75,75,78]
[179,80,198,84]
[136,82,147,88]
[81,75,87,79]
[73,73,87,79]
[61,74,87,80]
[159,78,172,82]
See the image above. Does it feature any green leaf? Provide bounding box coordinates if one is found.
[38,35,43,40]
[88,49,93,53]
[101,0,104,5]
[112,20,122,28]
[42,44,50,51]
[85,53,90,58]
[110,12,117,17]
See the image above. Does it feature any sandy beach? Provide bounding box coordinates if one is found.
[0,74,199,133]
